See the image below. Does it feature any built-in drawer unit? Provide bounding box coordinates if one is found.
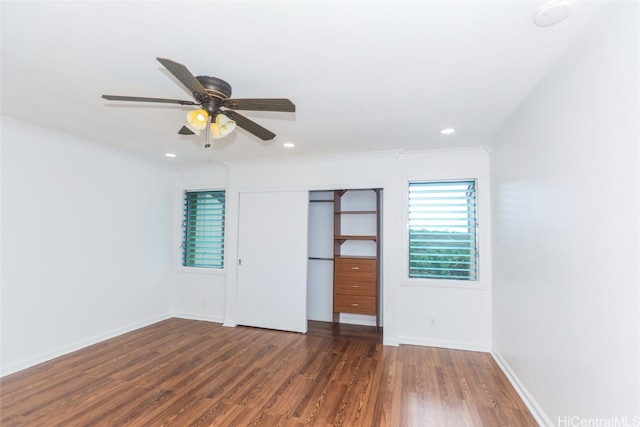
[333,257,377,316]
[334,257,376,275]
[332,188,381,325]
[334,275,376,295]
[333,294,376,315]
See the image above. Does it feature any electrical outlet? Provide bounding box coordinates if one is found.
[431,318,436,327]
[203,298,207,306]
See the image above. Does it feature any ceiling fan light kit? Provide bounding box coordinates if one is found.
[102,57,295,147]
[210,113,237,139]
[186,109,209,132]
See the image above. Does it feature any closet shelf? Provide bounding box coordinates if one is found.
[334,210,377,214]
[334,235,377,241]
[334,255,376,260]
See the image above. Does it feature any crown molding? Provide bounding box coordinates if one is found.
[223,149,402,168]
[1,117,174,171]
[398,146,491,159]
[223,146,492,169]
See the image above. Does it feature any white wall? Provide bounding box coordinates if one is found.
[220,149,492,349]
[171,165,229,323]
[1,120,176,375]
[397,150,492,351]
[0,125,490,376]
[490,3,639,424]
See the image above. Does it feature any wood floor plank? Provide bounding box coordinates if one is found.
[0,318,538,426]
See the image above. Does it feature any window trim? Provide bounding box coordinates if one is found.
[176,265,226,275]
[402,178,481,289]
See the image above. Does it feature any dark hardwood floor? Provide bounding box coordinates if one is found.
[307,320,382,343]
[0,318,537,426]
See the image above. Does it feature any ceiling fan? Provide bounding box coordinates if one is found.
[102,57,295,144]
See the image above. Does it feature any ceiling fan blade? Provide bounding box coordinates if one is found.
[178,125,196,135]
[224,110,276,141]
[156,57,210,101]
[102,95,197,105]
[223,98,295,112]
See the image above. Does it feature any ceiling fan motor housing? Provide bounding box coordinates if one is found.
[196,76,232,115]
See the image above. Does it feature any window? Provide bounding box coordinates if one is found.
[408,180,477,281]
[182,190,225,268]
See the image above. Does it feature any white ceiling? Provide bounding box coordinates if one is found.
[1,1,604,167]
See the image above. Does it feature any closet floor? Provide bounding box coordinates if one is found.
[307,320,382,343]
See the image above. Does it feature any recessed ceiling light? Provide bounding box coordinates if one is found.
[165,153,177,158]
[535,0,572,27]
[283,142,295,148]
[440,128,456,135]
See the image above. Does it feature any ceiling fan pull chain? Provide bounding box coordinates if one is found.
[204,117,212,149]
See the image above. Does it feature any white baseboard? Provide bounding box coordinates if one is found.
[0,314,171,377]
[491,350,553,427]
[173,312,225,324]
[398,335,491,353]
[383,336,400,346]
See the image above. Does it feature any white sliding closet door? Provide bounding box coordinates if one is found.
[237,191,309,333]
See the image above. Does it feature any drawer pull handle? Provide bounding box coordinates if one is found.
[351,285,359,288]
[350,303,359,307]
[351,267,360,270]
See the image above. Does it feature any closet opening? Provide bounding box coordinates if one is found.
[307,189,383,341]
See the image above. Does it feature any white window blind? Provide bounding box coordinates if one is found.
[182,190,225,268]
[408,180,477,281]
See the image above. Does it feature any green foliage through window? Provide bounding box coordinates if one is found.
[408,180,477,281]
[182,190,225,268]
